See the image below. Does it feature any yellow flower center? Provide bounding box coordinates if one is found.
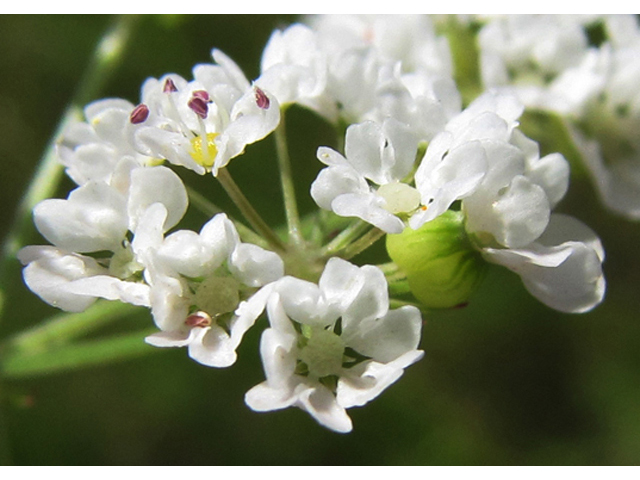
[190,133,219,169]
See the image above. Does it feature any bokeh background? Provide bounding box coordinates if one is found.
[1,15,640,465]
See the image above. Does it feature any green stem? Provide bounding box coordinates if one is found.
[186,187,267,247]
[274,114,304,246]
[0,15,141,321]
[216,169,286,252]
[320,220,370,257]
[1,328,159,379]
[0,16,140,464]
[3,300,140,355]
[340,227,387,260]
[376,261,401,275]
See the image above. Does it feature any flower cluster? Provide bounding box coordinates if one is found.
[19,15,612,433]
[473,14,640,220]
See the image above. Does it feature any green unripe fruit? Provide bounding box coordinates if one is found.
[386,210,487,309]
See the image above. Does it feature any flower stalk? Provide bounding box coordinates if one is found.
[274,113,304,246]
[216,168,287,253]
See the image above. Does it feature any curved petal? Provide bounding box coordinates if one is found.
[18,246,105,312]
[296,383,353,434]
[483,215,605,313]
[34,182,128,253]
[229,243,285,287]
[343,306,422,363]
[127,166,188,233]
[336,350,424,409]
[331,192,406,234]
[310,164,369,211]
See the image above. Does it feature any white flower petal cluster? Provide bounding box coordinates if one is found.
[141,210,284,368]
[245,258,423,433]
[57,99,156,187]
[131,49,281,176]
[19,163,188,312]
[434,91,603,312]
[259,19,460,139]
[311,118,420,233]
[18,15,617,434]
[478,15,593,92]
[475,14,640,221]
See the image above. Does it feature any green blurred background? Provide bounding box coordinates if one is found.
[1,15,640,465]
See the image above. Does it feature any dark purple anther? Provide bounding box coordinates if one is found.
[192,90,210,102]
[188,96,208,119]
[185,312,212,328]
[255,87,270,109]
[129,104,149,124]
[163,78,178,93]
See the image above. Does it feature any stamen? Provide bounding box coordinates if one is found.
[129,104,149,124]
[255,87,270,109]
[188,96,209,119]
[163,78,178,93]
[192,90,210,102]
[185,311,212,328]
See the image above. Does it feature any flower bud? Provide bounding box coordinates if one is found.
[386,210,487,309]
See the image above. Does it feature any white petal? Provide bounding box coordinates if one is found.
[145,330,192,348]
[187,324,238,368]
[337,350,424,409]
[343,306,422,363]
[331,192,406,234]
[296,383,353,433]
[310,164,369,211]
[211,49,251,92]
[18,246,106,312]
[341,264,390,328]
[483,215,605,313]
[229,243,285,287]
[34,182,128,253]
[228,284,275,351]
[131,203,168,264]
[127,166,188,233]
[245,381,298,412]
[212,87,280,175]
[274,277,329,327]
[62,275,150,307]
[147,271,191,331]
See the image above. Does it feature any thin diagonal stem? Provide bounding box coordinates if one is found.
[187,187,267,248]
[0,15,141,316]
[274,114,304,246]
[340,227,387,260]
[0,15,140,467]
[216,169,286,252]
[320,220,371,257]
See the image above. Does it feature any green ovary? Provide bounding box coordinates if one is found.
[194,275,241,318]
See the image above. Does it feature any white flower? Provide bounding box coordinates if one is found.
[18,246,150,313]
[57,98,158,187]
[308,14,453,77]
[132,50,280,176]
[482,213,605,313]
[311,118,420,234]
[478,15,591,90]
[20,165,188,313]
[32,165,188,254]
[245,258,423,433]
[141,209,285,368]
[410,90,526,231]
[258,23,336,121]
